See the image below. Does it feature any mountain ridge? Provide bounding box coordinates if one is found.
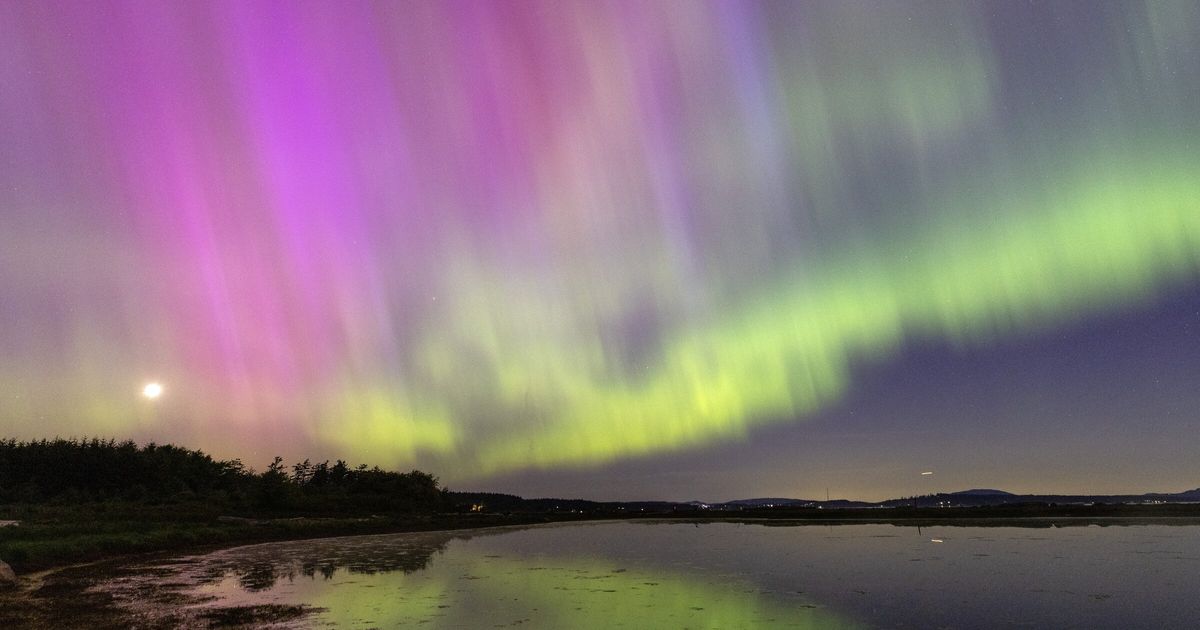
[449,486,1200,512]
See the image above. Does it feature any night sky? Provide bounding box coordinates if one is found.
[2,1,1198,501]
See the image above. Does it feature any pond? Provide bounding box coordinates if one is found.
[93,520,1200,628]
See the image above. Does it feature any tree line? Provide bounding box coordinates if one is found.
[0,438,444,514]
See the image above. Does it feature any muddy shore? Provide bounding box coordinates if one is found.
[6,507,1200,629]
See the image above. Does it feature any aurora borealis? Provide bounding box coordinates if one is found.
[2,1,1198,499]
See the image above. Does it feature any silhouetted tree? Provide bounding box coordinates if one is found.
[0,438,445,515]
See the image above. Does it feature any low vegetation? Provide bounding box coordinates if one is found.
[0,438,446,573]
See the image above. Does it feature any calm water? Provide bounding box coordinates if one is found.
[96,520,1200,628]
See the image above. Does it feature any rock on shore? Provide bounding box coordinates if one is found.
[0,559,16,586]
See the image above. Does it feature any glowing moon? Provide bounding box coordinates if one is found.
[142,382,163,399]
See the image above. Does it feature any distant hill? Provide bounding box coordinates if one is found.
[447,485,1200,514]
[880,487,1200,509]
[719,498,817,508]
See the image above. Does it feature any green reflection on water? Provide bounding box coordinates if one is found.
[305,555,859,629]
[186,529,859,628]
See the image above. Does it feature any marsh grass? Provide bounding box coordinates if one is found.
[0,499,583,574]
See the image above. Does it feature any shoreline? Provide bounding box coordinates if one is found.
[0,512,613,630]
[4,510,1200,629]
[6,501,1200,574]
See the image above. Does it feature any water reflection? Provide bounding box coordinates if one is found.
[192,530,459,592]
[303,556,857,629]
[165,527,858,628]
[94,521,1200,629]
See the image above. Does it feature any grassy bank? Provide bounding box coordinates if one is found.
[0,502,602,575]
[0,438,465,575]
[8,500,1200,575]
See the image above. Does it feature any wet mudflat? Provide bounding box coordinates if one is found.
[15,519,1200,628]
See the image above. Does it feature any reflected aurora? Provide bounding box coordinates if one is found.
[85,521,1200,628]
[195,546,859,628]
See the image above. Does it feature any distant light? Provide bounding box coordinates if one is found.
[142,382,163,399]
[921,471,934,476]
[930,539,944,543]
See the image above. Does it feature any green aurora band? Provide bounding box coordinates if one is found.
[1,2,1198,481]
[383,142,1200,475]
